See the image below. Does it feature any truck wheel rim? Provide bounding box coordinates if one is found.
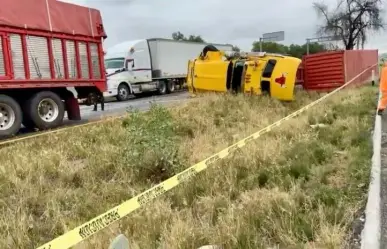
[119,87,128,98]
[0,103,16,131]
[38,98,59,123]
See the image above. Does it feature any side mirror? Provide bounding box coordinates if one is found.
[125,59,135,70]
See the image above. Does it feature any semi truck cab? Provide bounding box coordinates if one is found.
[187,51,302,101]
[104,39,157,101]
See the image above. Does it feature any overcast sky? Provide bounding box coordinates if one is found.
[62,0,387,53]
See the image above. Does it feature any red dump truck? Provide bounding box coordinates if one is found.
[0,0,107,137]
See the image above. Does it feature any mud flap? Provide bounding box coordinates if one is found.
[65,96,81,120]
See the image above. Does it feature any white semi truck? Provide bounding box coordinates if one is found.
[104,38,233,101]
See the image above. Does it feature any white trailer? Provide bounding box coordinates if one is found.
[104,38,233,101]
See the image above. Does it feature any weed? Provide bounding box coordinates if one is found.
[0,85,376,248]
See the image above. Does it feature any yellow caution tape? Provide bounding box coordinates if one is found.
[36,64,377,249]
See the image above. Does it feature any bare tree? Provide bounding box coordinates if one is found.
[313,0,384,50]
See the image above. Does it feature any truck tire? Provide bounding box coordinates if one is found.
[0,95,22,137]
[158,81,167,95]
[24,91,65,130]
[166,80,175,94]
[117,83,130,101]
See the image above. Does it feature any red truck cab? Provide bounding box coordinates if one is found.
[0,0,107,137]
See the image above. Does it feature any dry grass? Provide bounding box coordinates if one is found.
[0,86,377,249]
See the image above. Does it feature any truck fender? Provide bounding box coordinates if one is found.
[118,82,133,94]
[126,82,134,94]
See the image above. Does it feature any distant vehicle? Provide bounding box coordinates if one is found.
[104,38,233,101]
[0,0,107,137]
[187,49,302,101]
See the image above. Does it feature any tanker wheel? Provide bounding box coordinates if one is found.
[158,81,167,95]
[166,80,175,94]
[0,95,22,138]
[24,91,65,130]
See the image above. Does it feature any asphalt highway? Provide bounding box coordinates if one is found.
[0,91,189,143]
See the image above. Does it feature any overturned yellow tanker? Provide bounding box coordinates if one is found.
[187,47,301,101]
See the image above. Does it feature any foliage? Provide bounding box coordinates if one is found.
[172,32,325,58]
[231,45,241,52]
[251,41,326,58]
[172,31,205,43]
[252,41,288,54]
[171,32,241,52]
[0,85,376,248]
[313,0,384,50]
[121,105,186,181]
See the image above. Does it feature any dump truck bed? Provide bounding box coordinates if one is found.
[0,0,106,38]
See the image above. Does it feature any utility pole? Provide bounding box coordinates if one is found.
[259,38,263,52]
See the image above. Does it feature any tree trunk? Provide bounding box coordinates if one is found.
[346,39,355,50]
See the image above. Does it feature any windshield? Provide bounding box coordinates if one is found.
[104,58,125,69]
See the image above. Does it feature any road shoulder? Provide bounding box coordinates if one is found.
[380,113,387,248]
